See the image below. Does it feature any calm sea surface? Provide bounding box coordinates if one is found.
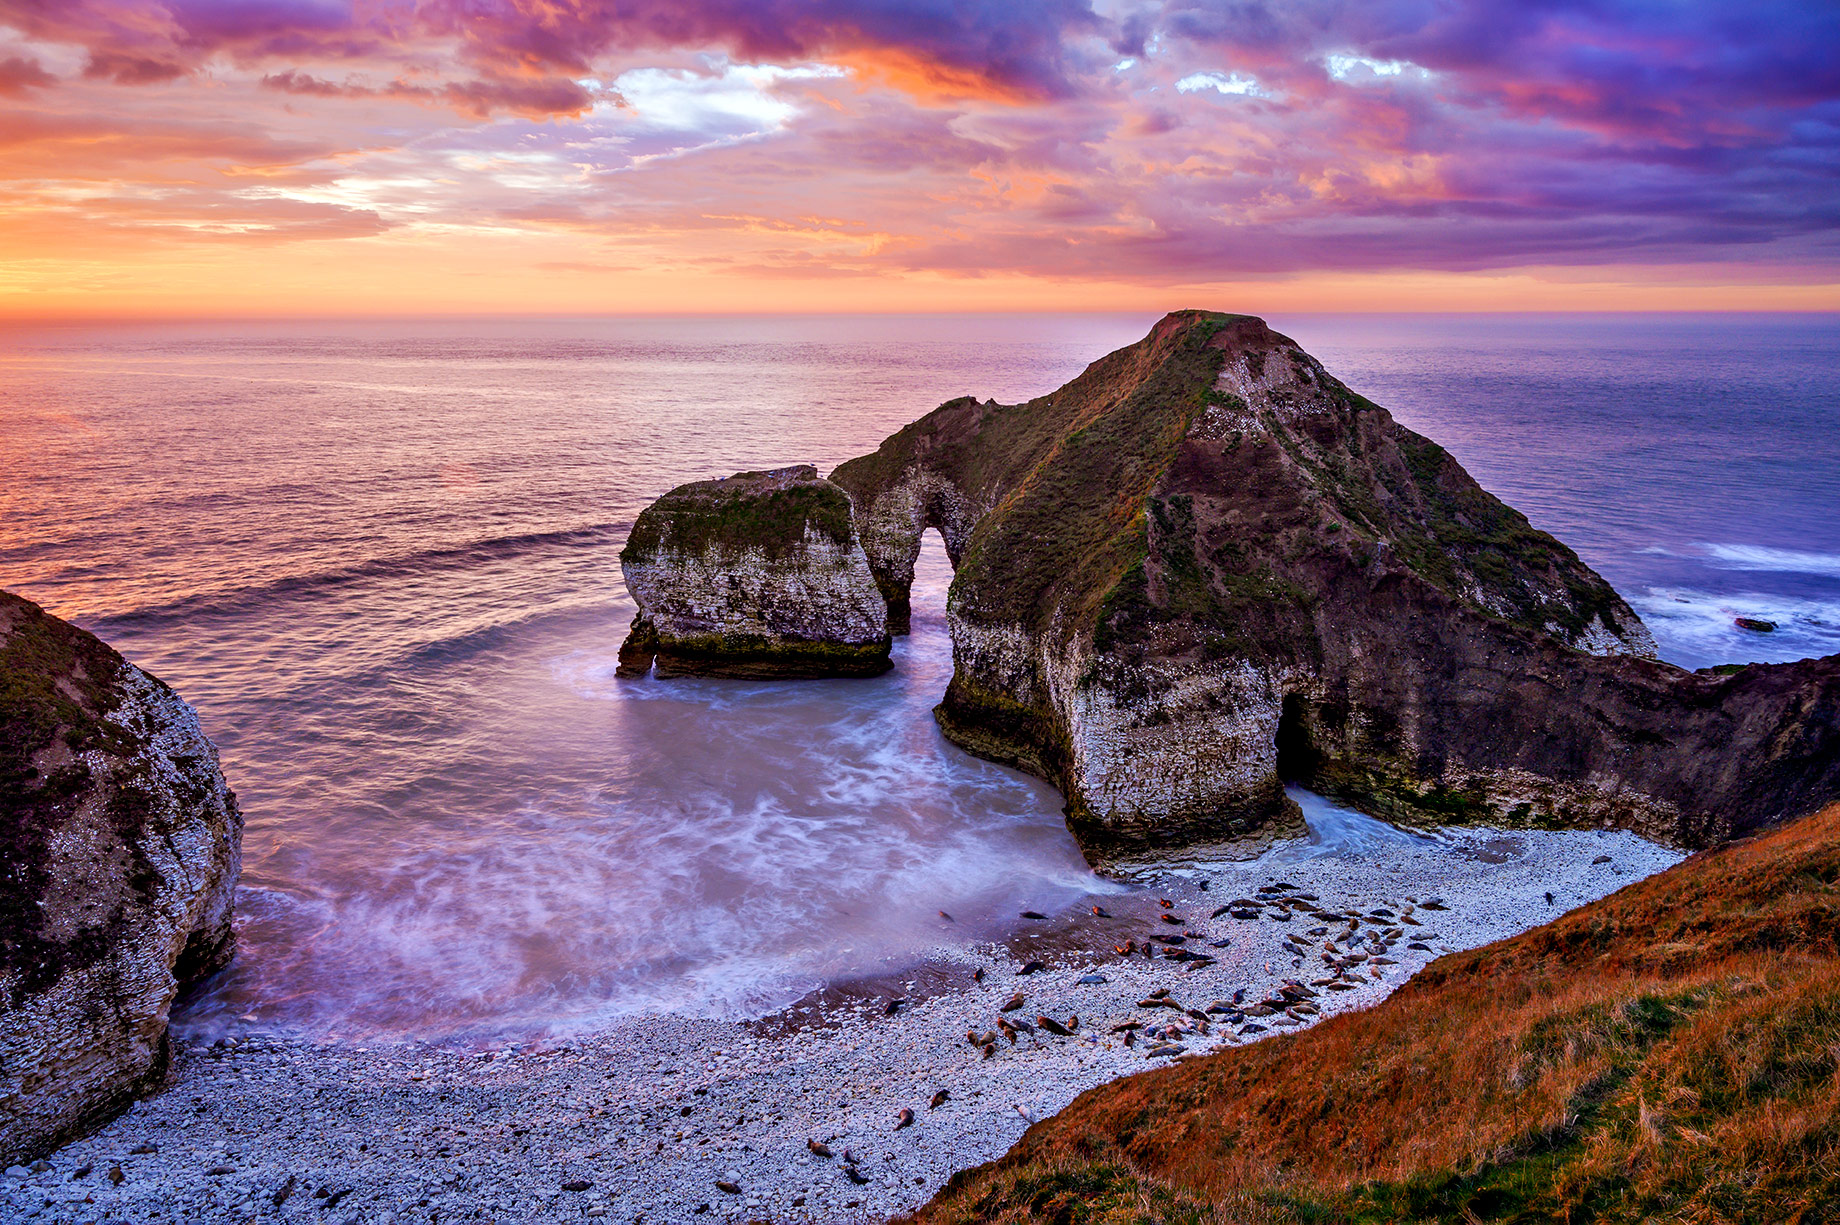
[2,313,1835,1041]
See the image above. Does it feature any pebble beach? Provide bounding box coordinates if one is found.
[2,802,1682,1225]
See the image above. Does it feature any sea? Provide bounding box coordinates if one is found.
[2,312,1835,1043]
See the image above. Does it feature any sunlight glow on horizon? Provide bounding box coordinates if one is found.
[0,1,1835,317]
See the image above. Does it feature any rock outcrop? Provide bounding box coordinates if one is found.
[0,591,242,1163]
[618,465,892,679]
[627,313,1840,857]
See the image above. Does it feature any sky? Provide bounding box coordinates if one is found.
[0,0,1837,316]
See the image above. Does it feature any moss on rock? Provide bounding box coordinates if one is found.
[618,465,891,679]
[0,590,242,1163]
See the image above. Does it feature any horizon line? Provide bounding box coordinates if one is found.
[4,306,1839,327]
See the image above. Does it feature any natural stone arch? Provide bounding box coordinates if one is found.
[619,313,1840,862]
[829,397,992,634]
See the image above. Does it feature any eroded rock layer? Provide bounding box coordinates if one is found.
[0,591,242,1163]
[618,465,892,679]
[827,312,1838,855]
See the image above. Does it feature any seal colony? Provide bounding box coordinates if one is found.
[911,800,1840,1223]
[0,808,1678,1223]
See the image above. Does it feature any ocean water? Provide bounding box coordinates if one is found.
[2,312,1835,1042]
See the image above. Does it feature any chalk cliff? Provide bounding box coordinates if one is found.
[625,313,1840,856]
[618,465,892,678]
[0,591,242,1163]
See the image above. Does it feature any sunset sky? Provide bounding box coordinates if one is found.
[1,0,1836,316]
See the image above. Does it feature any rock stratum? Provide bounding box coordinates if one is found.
[622,312,1840,856]
[0,591,242,1163]
[618,465,891,679]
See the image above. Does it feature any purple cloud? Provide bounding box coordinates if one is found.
[0,0,1834,281]
[0,55,54,95]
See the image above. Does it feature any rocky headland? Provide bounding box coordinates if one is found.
[0,591,242,1164]
[624,311,1840,857]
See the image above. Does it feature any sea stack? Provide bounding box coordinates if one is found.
[624,314,1840,857]
[0,591,242,1163]
[618,465,892,678]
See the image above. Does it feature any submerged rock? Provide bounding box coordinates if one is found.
[617,465,891,678]
[0,591,242,1163]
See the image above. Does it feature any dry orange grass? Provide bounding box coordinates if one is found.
[911,803,1840,1224]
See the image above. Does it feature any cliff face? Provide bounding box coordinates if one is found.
[618,465,892,679]
[828,312,1837,854]
[0,591,242,1163]
[615,314,1837,856]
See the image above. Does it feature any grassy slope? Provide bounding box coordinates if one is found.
[837,312,1635,664]
[831,311,1248,640]
[620,468,855,563]
[911,802,1840,1224]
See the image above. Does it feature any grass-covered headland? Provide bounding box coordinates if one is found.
[911,802,1840,1224]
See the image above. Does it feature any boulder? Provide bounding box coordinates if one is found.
[0,591,242,1163]
[618,465,891,678]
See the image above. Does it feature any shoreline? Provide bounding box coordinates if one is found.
[1,818,1681,1225]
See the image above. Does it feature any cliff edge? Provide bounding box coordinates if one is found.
[0,591,242,1163]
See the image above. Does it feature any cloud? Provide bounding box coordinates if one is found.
[1174,70,1271,97]
[412,0,1106,102]
[0,55,55,96]
[0,0,1834,295]
[6,0,1110,115]
[83,51,188,84]
[261,69,602,118]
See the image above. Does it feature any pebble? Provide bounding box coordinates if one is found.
[0,823,1680,1225]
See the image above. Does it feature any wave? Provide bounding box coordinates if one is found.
[93,521,629,628]
[1630,585,1840,670]
[1699,543,1840,578]
[394,600,622,668]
